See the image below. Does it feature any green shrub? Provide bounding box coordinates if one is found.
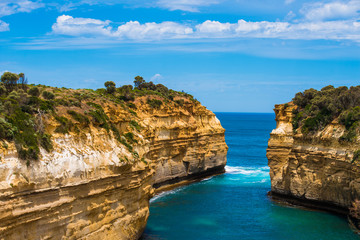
[88,109,109,131]
[54,115,73,134]
[56,98,69,106]
[340,107,360,130]
[291,85,360,135]
[0,118,15,140]
[340,123,358,142]
[40,133,53,152]
[67,110,90,126]
[175,99,184,106]
[42,91,55,100]
[28,87,40,97]
[147,98,162,109]
[124,132,137,143]
[39,99,54,112]
[6,108,51,160]
[104,81,116,94]
[129,109,137,116]
[127,103,136,109]
[130,120,141,131]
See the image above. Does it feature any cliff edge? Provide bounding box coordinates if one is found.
[0,76,227,240]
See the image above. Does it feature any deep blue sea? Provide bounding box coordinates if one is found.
[141,113,359,240]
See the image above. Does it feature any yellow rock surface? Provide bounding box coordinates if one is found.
[267,103,360,208]
[0,98,227,240]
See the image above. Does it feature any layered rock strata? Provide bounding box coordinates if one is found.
[267,103,360,210]
[0,99,227,240]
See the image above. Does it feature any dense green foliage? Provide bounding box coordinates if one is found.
[104,81,116,94]
[292,85,360,141]
[0,72,197,162]
[1,72,19,91]
[147,98,163,109]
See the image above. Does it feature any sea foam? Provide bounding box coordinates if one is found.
[225,165,269,175]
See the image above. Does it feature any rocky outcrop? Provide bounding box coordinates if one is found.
[0,97,227,240]
[267,103,360,210]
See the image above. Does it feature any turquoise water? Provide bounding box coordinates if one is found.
[141,113,359,240]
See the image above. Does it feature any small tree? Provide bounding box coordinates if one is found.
[18,73,28,90]
[134,76,145,88]
[1,72,19,91]
[104,81,116,94]
[28,86,40,97]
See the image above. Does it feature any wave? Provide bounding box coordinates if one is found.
[225,165,269,175]
[225,165,270,184]
[150,187,184,203]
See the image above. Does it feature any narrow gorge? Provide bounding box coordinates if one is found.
[0,83,227,240]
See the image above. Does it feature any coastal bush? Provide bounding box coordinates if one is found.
[39,99,54,112]
[155,84,169,96]
[175,99,184,106]
[6,107,53,160]
[1,72,19,91]
[104,81,116,94]
[130,120,141,131]
[0,118,15,140]
[28,87,40,97]
[42,91,55,100]
[127,102,136,109]
[134,76,145,88]
[0,73,198,162]
[292,85,360,137]
[124,132,137,143]
[147,98,162,109]
[67,110,90,126]
[119,92,135,102]
[138,81,156,91]
[40,133,53,152]
[54,115,73,134]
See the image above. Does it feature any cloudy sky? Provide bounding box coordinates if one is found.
[1,0,360,112]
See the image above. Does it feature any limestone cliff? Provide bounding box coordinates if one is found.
[0,89,227,240]
[267,103,360,210]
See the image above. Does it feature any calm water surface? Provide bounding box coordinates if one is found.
[141,113,359,240]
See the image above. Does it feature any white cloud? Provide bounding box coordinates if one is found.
[196,20,232,34]
[150,74,163,81]
[0,20,9,32]
[0,0,44,17]
[301,0,360,21]
[49,15,360,43]
[0,0,44,31]
[285,0,295,4]
[156,0,220,12]
[114,21,193,39]
[52,15,112,36]
[52,15,193,39]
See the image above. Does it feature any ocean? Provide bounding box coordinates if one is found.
[141,113,359,240]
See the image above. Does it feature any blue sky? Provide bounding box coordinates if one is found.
[1,0,360,112]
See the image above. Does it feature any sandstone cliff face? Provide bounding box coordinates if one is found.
[0,98,227,240]
[267,103,360,209]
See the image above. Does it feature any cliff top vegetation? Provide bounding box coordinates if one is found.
[0,72,199,163]
[291,85,360,142]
